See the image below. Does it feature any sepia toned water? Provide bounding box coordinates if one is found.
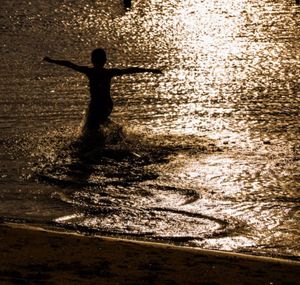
[0,0,299,259]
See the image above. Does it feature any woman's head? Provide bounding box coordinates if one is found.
[91,48,107,67]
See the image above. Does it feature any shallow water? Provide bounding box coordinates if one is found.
[0,0,299,259]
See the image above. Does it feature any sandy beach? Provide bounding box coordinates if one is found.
[1,0,300,266]
[0,223,299,285]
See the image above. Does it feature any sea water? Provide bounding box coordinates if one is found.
[0,0,299,259]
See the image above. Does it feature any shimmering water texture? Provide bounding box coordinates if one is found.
[0,0,299,259]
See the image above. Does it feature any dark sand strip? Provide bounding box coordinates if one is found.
[0,223,299,285]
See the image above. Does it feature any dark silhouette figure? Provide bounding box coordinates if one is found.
[123,0,131,9]
[43,48,161,133]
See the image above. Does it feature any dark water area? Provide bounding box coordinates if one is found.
[0,0,299,259]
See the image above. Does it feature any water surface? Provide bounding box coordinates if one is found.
[0,0,299,259]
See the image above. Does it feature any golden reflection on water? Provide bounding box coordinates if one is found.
[114,0,256,142]
[0,0,298,257]
[112,0,299,149]
[81,0,298,254]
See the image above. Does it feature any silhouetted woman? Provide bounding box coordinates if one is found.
[44,48,161,132]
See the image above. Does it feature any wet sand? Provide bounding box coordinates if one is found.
[0,223,299,285]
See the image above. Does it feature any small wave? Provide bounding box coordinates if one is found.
[4,122,235,245]
[53,206,237,243]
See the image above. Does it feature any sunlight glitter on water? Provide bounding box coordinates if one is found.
[48,0,300,256]
[0,0,299,258]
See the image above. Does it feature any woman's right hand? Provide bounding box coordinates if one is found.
[43,56,52,62]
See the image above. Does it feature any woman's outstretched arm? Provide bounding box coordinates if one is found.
[43,57,88,73]
[111,67,162,77]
